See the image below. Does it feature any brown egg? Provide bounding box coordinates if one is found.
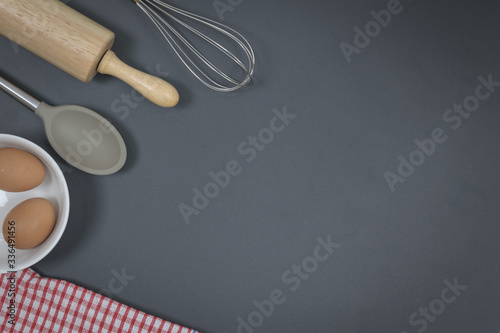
[3,198,56,249]
[0,148,46,192]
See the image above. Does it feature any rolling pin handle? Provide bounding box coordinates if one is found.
[97,50,179,108]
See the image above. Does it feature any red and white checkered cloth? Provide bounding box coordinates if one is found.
[0,269,200,333]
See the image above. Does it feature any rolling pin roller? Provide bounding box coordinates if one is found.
[0,0,179,107]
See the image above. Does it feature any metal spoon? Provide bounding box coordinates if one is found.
[0,75,127,175]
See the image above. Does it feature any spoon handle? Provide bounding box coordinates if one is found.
[0,75,41,112]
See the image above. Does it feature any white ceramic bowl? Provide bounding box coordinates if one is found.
[0,134,70,273]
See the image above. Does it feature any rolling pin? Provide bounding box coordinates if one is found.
[0,0,179,107]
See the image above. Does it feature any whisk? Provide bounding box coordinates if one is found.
[133,0,255,92]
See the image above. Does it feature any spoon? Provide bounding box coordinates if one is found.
[0,75,127,175]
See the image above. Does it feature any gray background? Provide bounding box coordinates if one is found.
[1,0,499,332]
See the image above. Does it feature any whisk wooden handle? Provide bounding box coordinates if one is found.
[98,51,179,108]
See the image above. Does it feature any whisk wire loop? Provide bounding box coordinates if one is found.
[135,0,255,92]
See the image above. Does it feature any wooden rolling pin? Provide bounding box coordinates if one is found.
[0,0,179,107]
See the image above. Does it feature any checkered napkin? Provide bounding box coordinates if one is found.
[0,269,200,333]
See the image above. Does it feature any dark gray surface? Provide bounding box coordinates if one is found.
[1,0,500,332]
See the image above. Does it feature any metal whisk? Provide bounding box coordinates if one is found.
[133,0,255,92]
